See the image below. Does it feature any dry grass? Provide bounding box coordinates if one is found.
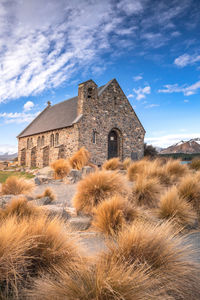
[164,158,188,178]
[158,187,197,228]
[36,187,56,201]
[73,170,130,215]
[145,162,172,186]
[177,175,200,218]
[130,176,161,208]
[102,157,122,170]
[103,221,200,299]
[190,157,200,171]
[0,197,42,220]
[0,214,81,299]
[51,159,70,179]
[123,157,132,170]
[92,195,139,235]
[69,147,90,170]
[127,158,151,181]
[1,176,34,195]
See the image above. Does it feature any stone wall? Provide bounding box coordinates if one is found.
[18,126,79,167]
[77,79,145,165]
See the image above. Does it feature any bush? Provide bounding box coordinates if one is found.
[130,176,161,208]
[102,157,122,170]
[36,187,56,202]
[158,187,197,228]
[127,158,151,181]
[145,163,172,186]
[73,170,129,215]
[122,157,132,170]
[1,176,34,195]
[51,159,70,179]
[190,157,200,171]
[92,195,139,235]
[144,143,158,157]
[69,147,90,170]
[164,158,188,177]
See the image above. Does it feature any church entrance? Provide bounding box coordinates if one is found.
[108,129,120,159]
[43,146,49,167]
[31,147,37,167]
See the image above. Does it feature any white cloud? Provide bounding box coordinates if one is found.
[133,85,151,100]
[174,53,200,67]
[158,81,200,96]
[23,101,34,111]
[0,111,40,124]
[133,75,143,81]
[127,94,134,98]
[145,104,160,108]
[117,0,143,15]
[145,133,200,148]
[184,99,189,103]
[0,144,17,155]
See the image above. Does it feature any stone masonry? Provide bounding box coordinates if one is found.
[18,78,145,167]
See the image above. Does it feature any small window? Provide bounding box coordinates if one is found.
[92,130,97,144]
[50,134,54,147]
[27,138,29,149]
[55,133,59,146]
[113,96,117,110]
[37,137,41,147]
[41,136,45,146]
[30,138,33,148]
[88,87,93,98]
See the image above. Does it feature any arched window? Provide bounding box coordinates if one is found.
[50,134,54,147]
[41,136,44,146]
[87,87,93,98]
[37,136,41,147]
[113,96,117,110]
[30,138,33,148]
[27,138,29,149]
[92,130,97,144]
[55,133,59,145]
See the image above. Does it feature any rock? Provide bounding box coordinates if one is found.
[82,166,94,177]
[34,177,42,185]
[42,205,70,220]
[68,169,82,183]
[65,207,77,217]
[68,216,92,231]
[37,166,54,177]
[0,195,13,208]
[34,175,50,185]
[30,197,53,206]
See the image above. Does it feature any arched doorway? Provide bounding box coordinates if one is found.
[108,129,120,159]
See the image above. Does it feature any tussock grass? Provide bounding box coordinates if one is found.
[69,147,90,170]
[0,215,80,299]
[123,157,132,170]
[73,170,130,215]
[145,162,172,186]
[130,176,161,208]
[177,175,200,218]
[51,159,70,179]
[0,197,42,220]
[158,187,197,228]
[36,187,56,201]
[164,158,188,178]
[103,221,200,299]
[127,158,151,181]
[92,195,139,235]
[1,176,34,195]
[102,157,122,170]
[190,157,200,171]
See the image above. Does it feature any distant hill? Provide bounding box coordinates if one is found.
[160,138,200,154]
[0,152,18,161]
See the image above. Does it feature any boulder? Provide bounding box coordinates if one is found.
[82,166,95,177]
[34,175,50,185]
[42,205,70,220]
[68,216,92,231]
[30,197,53,206]
[68,169,82,183]
[0,195,13,208]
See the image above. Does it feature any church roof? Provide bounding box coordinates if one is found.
[17,84,107,138]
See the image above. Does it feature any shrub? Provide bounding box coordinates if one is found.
[144,143,158,157]
[73,170,130,215]
[103,221,200,299]
[158,187,197,228]
[145,163,172,186]
[127,158,151,181]
[1,176,34,195]
[92,195,139,235]
[130,176,161,208]
[36,187,56,201]
[164,158,188,178]
[69,147,90,170]
[51,159,70,179]
[102,157,122,170]
[190,157,200,171]
[122,157,132,170]
[0,215,81,298]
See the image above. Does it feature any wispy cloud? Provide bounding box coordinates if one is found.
[133,75,143,81]
[158,81,200,96]
[145,133,200,148]
[133,86,151,100]
[174,53,200,67]
[145,104,160,108]
[0,111,40,124]
[0,144,17,155]
[23,101,34,111]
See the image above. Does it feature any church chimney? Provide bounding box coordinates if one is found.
[77,79,97,115]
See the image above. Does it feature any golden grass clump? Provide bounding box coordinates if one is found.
[102,157,122,170]
[158,187,197,228]
[0,215,81,298]
[123,157,132,170]
[130,176,161,208]
[190,157,200,171]
[92,195,139,235]
[51,159,70,179]
[1,176,34,195]
[0,197,42,220]
[127,158,151,181]
[103,221,200,299]
[177,175,200,217]
[73,170,130,214]
[69,147,90,170]
[164,158,188,178]
[36,187,56,201]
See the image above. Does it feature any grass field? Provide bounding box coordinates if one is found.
[0,171,34,183]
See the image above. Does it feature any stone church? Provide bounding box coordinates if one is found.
[17,78,145,167]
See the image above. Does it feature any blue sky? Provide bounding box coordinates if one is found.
[0,0,200,153]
